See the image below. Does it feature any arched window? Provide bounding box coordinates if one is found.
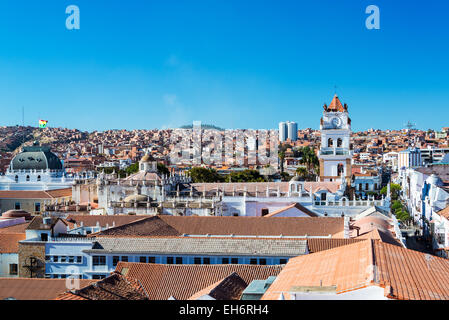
[327,138,333,147]
[337,138,342,147]
[37,175,41,182]
[15,175,18,183]
[26,175,30,182]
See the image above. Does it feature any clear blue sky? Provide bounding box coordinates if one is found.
[0,0,448,132]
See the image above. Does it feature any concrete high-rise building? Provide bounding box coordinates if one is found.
[287,121,298,142]
[279,122,287,142]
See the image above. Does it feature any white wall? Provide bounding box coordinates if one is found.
[0,253,18,277]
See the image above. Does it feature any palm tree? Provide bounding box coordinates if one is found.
[299,147,318,176]
[278,151,285,173]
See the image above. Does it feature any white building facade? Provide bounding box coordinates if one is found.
[318,95,353,182]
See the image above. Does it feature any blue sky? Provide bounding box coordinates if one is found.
[0,0,448,132]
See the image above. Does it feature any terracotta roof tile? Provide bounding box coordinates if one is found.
[115,262,283,300]
[66,214,148,228]
[93,216,344,238]
[0,233,26,253]
[187,272,247,300]
[0,278,95,300]
[262,240,449,300]
[0,222,30,234]
[56,272,148,300]
[0,188,71,199]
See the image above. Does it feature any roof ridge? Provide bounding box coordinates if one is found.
[368,239,378,285]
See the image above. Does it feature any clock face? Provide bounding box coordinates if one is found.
[331,117,342,128]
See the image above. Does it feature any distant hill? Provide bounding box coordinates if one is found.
[179,124,225,131]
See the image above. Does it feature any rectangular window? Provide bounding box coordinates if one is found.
[60,256,67,263]
[194,257,201,264]
[53,256,59,263]
[175,257,182,264]
[203,257,211,265]
[231,258,238,264]
[250,258,257,265]
[121,256,128,262]
[40,233,48,241]
[259,258,267,265]
[14,202,21,210]
[279,259,287,264]
[60,274,67,279]
[92,274,105,280]
[139,256,147,263]
[112,256,120,267]
[9,264,18,275]
[221,258,229,264]
[35,203,41,212]
[167,257,174,264]
[76,256,82,264]
[68,256,75,263]
[93,256,106,266]
[148,257,155,263]
[45,256,50,262]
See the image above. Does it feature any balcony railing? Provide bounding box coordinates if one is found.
[319,148,351,156]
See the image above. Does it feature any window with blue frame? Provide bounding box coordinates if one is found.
[93,256,106,266]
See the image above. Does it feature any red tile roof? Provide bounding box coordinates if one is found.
[187,272,247,300]
[262,240,449,300]
[327,95,345,112]
[436,205,449,220]
[0,188,71,199]
[0,233,26,253]
[65,214,148,228]
[0,222,30,234]
[0,278,95,300]
[115,262,283,300]
[92,215,345,238]
[56,272,148,300]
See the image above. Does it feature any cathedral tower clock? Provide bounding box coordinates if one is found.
[318,95,353,183]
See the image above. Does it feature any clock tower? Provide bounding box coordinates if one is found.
[318,95,353,182]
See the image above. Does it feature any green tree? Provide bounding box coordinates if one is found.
[188,167,224,183]
[295,147,319,180]
[280,172,291,182]
[125,163,139,175]
[380,183,402,200]
[278,150,285,173]
[295,167,308,180]
[157,163,170,176]
[228,170,267,182]
[391,200,402,211]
